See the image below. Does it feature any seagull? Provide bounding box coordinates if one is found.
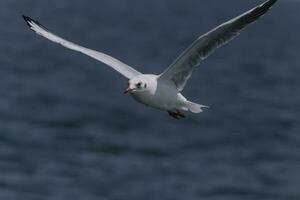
[23,0,277,119]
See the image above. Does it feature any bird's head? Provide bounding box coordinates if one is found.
[124,77,149,94]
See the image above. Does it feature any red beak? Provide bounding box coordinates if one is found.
[124,87,134,94]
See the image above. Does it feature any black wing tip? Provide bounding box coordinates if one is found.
[246,0,278,22]
[22,15,33,27]
[22,15,37,26]
[22,15,30,21]
[260,0,278,13]
[267,0,278,6]
[263,0,278,9]
[22,15,46,30]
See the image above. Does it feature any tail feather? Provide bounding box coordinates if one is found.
[185,101,209,113]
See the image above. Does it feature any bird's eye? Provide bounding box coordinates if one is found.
[136,82,142,88]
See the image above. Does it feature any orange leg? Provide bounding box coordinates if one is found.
[168,111,185,119]
[168,111,180,119]
[176,111,185,118]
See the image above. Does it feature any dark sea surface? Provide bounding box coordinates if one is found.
[1,0,300,199]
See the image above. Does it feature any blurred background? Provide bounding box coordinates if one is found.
[0,0,300,199]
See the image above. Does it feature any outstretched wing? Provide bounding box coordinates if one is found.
[159,0,277,91]
[22,15,142,79]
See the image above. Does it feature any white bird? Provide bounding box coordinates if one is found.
[23,0,277,119]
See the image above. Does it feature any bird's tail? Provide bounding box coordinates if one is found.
[185,101,209,113]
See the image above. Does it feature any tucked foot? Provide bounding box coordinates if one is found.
[168,111,185,119]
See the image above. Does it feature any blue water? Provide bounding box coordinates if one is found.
[1,0,300,199]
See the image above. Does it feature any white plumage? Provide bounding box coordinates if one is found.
[23,0,277,119]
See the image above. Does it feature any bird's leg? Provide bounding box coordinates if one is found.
[176,110,185,118]
[168,111,185,119]
[168,111,180,119]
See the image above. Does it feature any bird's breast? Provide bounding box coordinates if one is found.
[131,80,182,111]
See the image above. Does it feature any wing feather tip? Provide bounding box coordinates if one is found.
[258,0,278,14]
[22,15,47,32]
[242,0,277,25]
[22,15,33,28]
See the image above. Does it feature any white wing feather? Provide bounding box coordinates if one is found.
[23,16,141,79]
[159,0,277,91]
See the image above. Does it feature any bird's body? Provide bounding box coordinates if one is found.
[22,0,277,119]
[129,74,187,111]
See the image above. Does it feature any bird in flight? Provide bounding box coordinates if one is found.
[23,0,277,119]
